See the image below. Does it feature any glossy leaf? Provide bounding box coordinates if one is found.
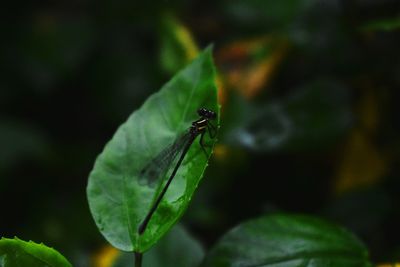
[0,237,72,267]
[87,46,219,252]
[112,224,204,267]
[202,214,372,267]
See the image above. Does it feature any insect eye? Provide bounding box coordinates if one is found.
[198,108,216,119]
[197,108,206,116]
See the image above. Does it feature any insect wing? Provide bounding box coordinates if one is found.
[139,131,192,187]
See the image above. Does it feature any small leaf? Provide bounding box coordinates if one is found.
[202,214,372,267]
[87,46,219,252]
[159,13,199,75]
[334,130,387,194]
[334,89,386,194]
[216,37,288,99]
[0,237,72,267]
[112,224,204,267]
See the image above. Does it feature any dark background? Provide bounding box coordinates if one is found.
[1,0,400,266]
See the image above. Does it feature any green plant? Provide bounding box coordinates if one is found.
[87,46,219,256]
[84,44,373,267]
[0,47,374,267]
[0,238,72,267]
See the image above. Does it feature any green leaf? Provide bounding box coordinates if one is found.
[0,237,72,267]
[87,46,219,252]
[112,224,204,267]
[202,214,372,267]
[223,80,352,152]
[159,13,199,75]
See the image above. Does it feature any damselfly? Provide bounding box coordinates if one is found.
[138,108,217,235]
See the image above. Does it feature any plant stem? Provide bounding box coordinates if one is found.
[134,252,142,267]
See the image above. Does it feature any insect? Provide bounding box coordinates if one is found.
[138,108,217,235]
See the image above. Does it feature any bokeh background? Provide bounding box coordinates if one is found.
[1,0,400,266]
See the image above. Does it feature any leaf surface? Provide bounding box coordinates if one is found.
[0,237,72,267]
[202,214,372,267]
[87,46,219,252]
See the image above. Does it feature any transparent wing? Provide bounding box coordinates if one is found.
[138,130,192,187]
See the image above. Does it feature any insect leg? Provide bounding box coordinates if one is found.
[207,121,217,138]
[199,131,209,158]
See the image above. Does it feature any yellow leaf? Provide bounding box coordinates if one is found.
[159,14,199,74]
[216,37,288,99]
[334,130,387,194]
[174,22,198,61]
[333,88,387,194]
[92,245,119,267]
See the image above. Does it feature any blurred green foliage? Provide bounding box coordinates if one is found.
[1,0,400,266]
[222,80,353,151]
[361,17,400,32]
